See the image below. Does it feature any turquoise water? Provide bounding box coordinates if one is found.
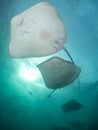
[0,0,98,130]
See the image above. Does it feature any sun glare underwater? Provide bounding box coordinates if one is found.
[0,0,98,130]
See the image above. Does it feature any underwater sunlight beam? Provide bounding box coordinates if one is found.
[18,63,40,82]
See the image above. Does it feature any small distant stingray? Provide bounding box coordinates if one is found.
[61,99,82,113]
[70,121,84,129]
[51,126,71,130]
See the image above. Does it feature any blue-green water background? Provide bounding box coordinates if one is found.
[0,0,98,130]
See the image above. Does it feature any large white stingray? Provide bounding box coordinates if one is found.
[9,2,66,58]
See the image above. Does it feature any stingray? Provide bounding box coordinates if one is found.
[61,99,82,113]
[37,56,81,89]
[9,1,66,58]
[37,47,81,95]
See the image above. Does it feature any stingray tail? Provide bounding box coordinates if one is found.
[47,89,57,99]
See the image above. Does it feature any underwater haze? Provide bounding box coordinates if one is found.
[0,0,98,130]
